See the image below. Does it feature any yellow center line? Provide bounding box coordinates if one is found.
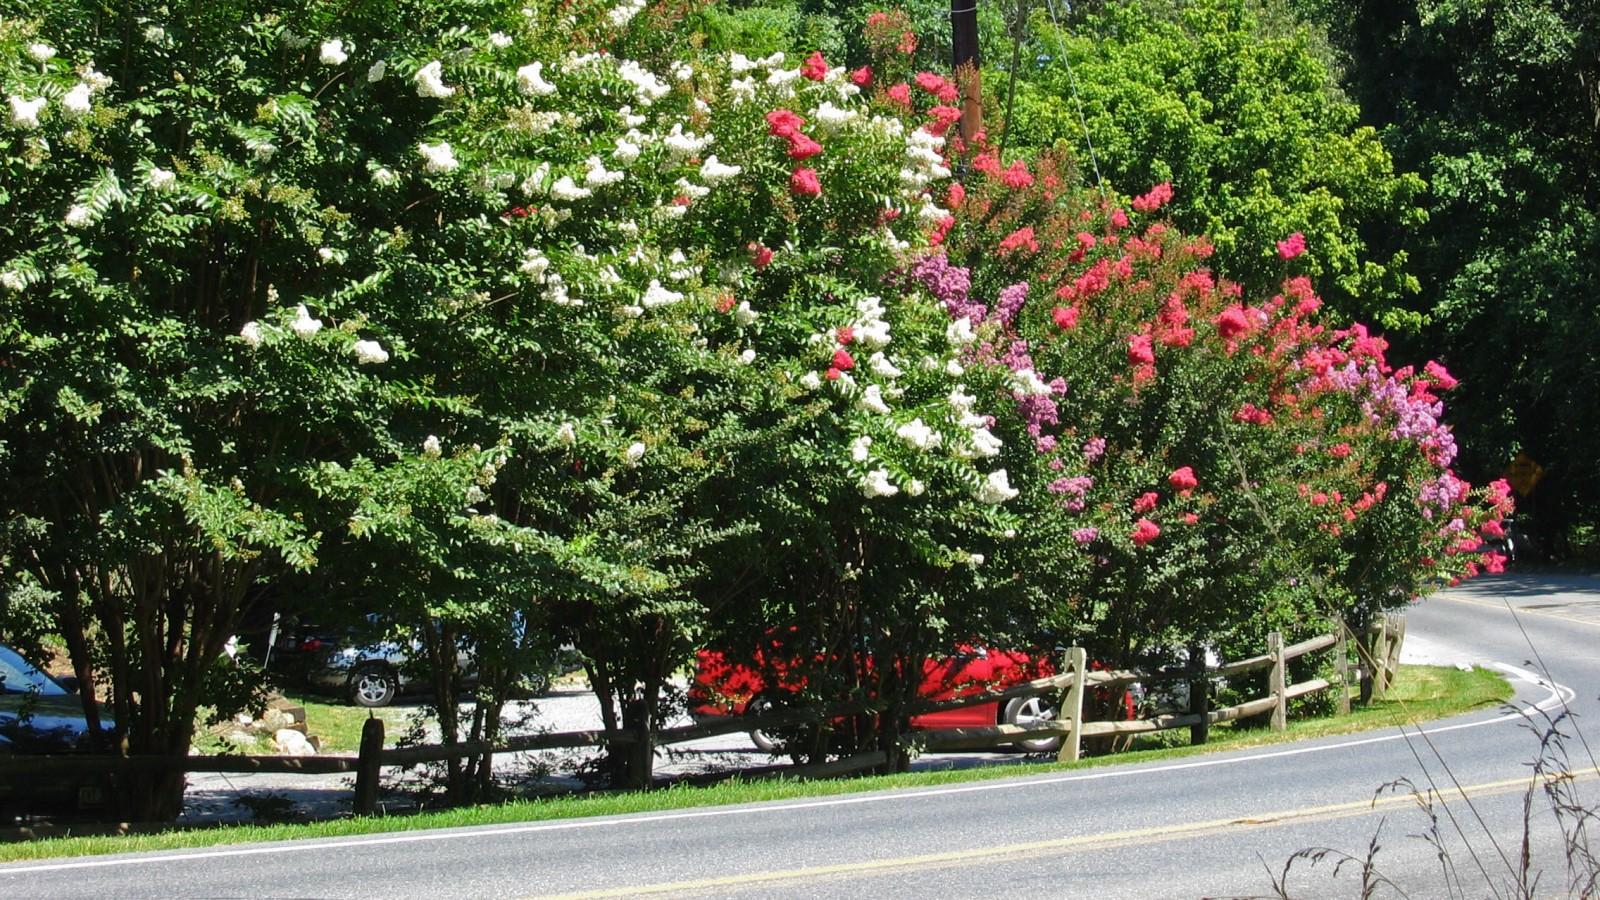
[535,771,1593,899]
[1436,592,1600,629]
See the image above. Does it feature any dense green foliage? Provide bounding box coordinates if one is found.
[1283,0,1600,547]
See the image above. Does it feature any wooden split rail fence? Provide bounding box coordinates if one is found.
[0,616,1406,819]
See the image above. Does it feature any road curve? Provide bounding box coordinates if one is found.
[5,571,1600,899]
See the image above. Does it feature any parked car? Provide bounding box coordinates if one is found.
[0,643,115,821]
[688,640,1132,754]
[275,623,574,708]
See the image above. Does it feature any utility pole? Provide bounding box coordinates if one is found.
[951,0,982,146]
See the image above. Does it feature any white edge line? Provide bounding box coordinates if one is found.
[0,661,1564,876]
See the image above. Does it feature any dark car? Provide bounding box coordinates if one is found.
[0,643,115,821]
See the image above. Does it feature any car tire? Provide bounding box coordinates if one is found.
[349,663,398,708]
[745,694,784,753]
[1002,694,1062,753]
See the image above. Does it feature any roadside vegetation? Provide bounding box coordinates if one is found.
[0,0,1520,825]
[0,664,1510,862]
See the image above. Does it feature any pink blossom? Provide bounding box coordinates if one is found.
[790,167,821,197]
[800,51,828,82]
[1168,466,1198,493]
[1131,182,1174,213]
[1277,232,1306,260]
[1131,519,1161,547]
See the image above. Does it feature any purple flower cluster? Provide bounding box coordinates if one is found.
[1321,362,1459,467]
[910,253,985,322]
[994,281,1029,327]
[1049,475,1094,512]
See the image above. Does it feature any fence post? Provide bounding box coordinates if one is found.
[1267,631,1287,731]
[1373,615,1392,698]
[353,716,384,816]
[1056,647,1087,764]
[1188,642,1209,745]
[1332,616,1351,716]
[1384,613,1406,693]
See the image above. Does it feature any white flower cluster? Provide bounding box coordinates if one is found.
[662,123,712,160]
[698,155,741,184]
[974,469,1019,505]
[608,0,646,27]
[418,141,458,173]
[353,339,389,364]
[584,156,624,187]
[517,62,557,97]
[414,60,455,99]
[319,39,348,66]
[948,386,1003,459]
[8,96,46,130]
[616,60,669,105]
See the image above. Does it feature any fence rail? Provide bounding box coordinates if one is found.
[0,615,1406,820]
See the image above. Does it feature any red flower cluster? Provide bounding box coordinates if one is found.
[790,167,821,197]
[1000,161,1034,190]
[913,71,959,103]
[1131,181,1174,213]
[1052,306,1080,330]
[1132,492,1160,514]
[1168,466,1198,495]
[748,242,774,269]
[1277,232,1307,260]
[1132,519,1161,547]
[997,226,1039,256]
[800,51,829,82]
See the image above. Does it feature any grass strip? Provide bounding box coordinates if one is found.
[0,664,1511,863]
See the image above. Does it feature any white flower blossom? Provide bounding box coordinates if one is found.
[79,63,112,92]
[662,123,712,159]
[733,301,759,326]
[319,39,348,66]
[140,166,175,192]
[144,25,167,45]
[766,68,800,88]
[1010,367,1053,397]
[608,0,646,27]
[353,339,389,364]
[556,422,577,445]
[465,485,486,504]
[674,177,710,201]
[850,435,873,463]
[422,435,442,458]
[738,348,756,365]
[967,553,985,567]
[813,101,857,132]
[413,60,455,98]
[516,62,557,96]
[317,247,335,263]
[0,271,25,293]
[858,384,891,415]
[896,418,942,451]
[868,353,902,379]
[729,76,757,103]
[371,166,398,187]
[698,155,742,185]
[519,247,550,278]
[8,96,45,129]
[618,105,646,128]
[235,320,262,347]
[62,84,91,117]
[616,60,669,105]
[832,370,857,392]
[945,358,965,377]
[248,138,277,162]
[970,427,1004,458]
[906,478,926,496]
[860,468,899,499]
[624,441,647,466]
[946,316,977,346]
[418,141,459,173]
[64,204,93,228]
[290,305,322,338]
[28,43,57,63]
[974,469,1019,505]
[583,156,623,187]
[366,60,387,82]
[613,136,641,163]
[640,279,682,309]
[489,32,513,49]
[799,371,822,391]
[550,175,591,201]
[671,61,693,81]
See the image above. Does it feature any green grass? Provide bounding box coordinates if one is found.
[282,691,416,754]
[0,664,1512,863]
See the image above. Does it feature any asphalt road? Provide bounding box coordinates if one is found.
[6,571,1600,899]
